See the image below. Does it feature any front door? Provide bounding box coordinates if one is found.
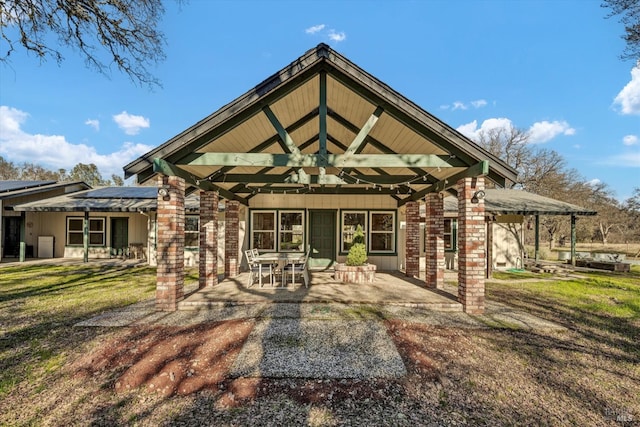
[308,210,336,270]
[3,217,21,258]
[111,218,129,257]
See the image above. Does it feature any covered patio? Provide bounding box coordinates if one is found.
[178,270,461,311]
[124,44,517,314]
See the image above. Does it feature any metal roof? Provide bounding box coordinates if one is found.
[13,186,202,212]
[0,181,90,200]
[442,189,597,216]
[0,180,56,192]
[123,44,518,206]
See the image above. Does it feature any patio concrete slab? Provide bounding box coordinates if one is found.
[177,271,462,311]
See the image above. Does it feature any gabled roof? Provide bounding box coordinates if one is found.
[0,180,90,200]
[13,186,202,212]
[442,189,597,216]
[124,44,517,206]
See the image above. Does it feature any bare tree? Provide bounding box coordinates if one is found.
[0,0,175,87]
[603,0,640,61]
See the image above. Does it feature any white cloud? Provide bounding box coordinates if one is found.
[588,178,601,187]
[527,120,575,143]
[328,30,346,42]
[85,119,100,131]
[613,63,640,115]
[439,104,450,110]
[112,111,150,135]
[452,101,467,111]
[471,99,488,108]
[603,152,640,167]
[305,24,325,34]
[623,134,639,146]
[0,106,153,177]
[456,117,514,141]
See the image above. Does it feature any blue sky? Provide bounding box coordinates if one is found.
[1,0,638,200]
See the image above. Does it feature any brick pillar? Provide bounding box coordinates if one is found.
[225,200,240,278]
[199,191,218,288]
[457,177,485,314]
[426,193,445,289]
[156,175,185,311]
[405,201,420,278]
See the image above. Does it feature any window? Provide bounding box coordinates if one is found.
[251,211,276,250]
[66,217,105,246]
[341,211,367,252]
[369,211,395,252]
[444,218,457,251]
[279,211,304,251]
[185,216,199,247]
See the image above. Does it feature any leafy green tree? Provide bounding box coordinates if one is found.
[69,163,108,186]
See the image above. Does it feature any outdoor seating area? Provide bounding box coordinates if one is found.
[178,270,462,311]
[244,247,311,288]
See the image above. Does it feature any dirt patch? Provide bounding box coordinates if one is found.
[72,319,255,397]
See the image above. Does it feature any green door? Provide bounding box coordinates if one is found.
[111,218,129,257]
[308,210,336,270]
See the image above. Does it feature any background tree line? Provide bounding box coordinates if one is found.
[475,126,640,248]
[0,156,123,187]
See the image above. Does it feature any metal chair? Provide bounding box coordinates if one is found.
[282,247,310,288]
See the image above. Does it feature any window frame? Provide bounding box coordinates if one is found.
[250,210,277,251]
[66,216,106,246]
[278,210,305,252]
[340,210,367,253]
[368,210,396,253]
[184,215,200,248]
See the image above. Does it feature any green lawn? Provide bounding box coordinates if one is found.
[1,262,638,426]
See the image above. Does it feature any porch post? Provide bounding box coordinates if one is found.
[405,201,420,278]
[199,191,219,288]
[457,177,485,314]
[83,211,89,263]
[425,193,445,289]
[570,214,577,266]
[156,175,185,311]
[19,211,26,262]
[224,200,240,277]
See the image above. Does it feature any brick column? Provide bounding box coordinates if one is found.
[199,191,218,288]
[426,193,445,289]
[457,177,485,314]
[224,200,240,277]
[156,175,185,311]
[405,201,420,278]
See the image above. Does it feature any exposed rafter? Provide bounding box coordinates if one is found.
[262,105,302,155]
[344,106,384,155]
[398,160,489,207]
[153,158,249,205]
[182,153,455,168]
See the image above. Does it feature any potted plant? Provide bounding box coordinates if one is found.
[334,225,376,283]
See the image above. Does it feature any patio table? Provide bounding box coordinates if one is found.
[254,252,305,288]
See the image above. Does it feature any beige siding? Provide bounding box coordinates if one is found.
[492,215,524,270]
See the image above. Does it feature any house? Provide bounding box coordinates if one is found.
[123,44,521,314]
[12,186,226,268]
[1,180,89,260]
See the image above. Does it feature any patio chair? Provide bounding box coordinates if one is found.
[282,247,311,288]
[244,250,273,287]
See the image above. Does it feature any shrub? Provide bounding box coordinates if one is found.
[346,225,368,266]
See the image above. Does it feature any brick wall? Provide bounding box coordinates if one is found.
[405,201,420,278]
[198,191,218,288]
[457,177,485,314]
[225,200,240,277]
[156,175,185,311]
[425,193,444,289]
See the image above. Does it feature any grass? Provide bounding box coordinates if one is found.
[0,263,197,398]
[1,261,639,425]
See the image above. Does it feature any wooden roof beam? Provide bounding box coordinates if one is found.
[397,160,489,207]
[182,153,456,169]
[344,106,384,155]
[153,158,249,205]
